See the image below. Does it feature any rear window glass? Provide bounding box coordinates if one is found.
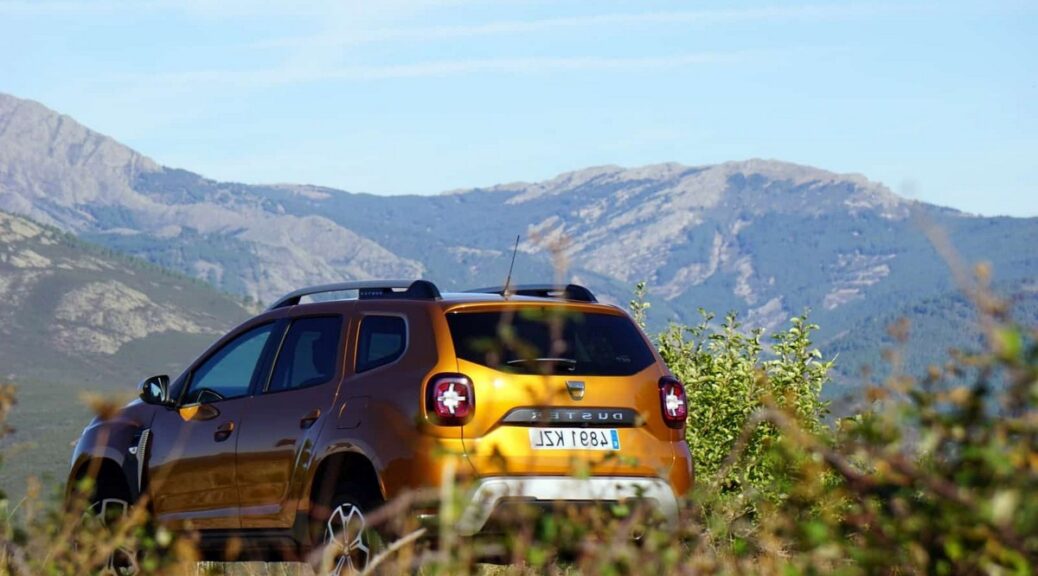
[446,309,655,376]
[268,316,343,392]
[356,315,407,373]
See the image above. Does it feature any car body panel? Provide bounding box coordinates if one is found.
[236,380,341,527]
[68,401,156,502]
[304,301,461,500]
[148,399,248,530]
[457,361,678,478]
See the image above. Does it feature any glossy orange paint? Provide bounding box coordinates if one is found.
[70,290,694,555]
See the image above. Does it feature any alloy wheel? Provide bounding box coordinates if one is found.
[84,498,139,576]
[323,502,371,574]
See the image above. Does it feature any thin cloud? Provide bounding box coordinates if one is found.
[0,0,494,16]
[255,2,930,49]
[136,52,747,88]
[0,0,198,15]
[0,0,124,13]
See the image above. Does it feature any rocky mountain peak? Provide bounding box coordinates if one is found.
[492,158,909,220]
[0,93,160,229]
[0,92,423,301]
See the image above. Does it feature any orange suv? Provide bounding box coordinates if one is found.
[68,280,693,572]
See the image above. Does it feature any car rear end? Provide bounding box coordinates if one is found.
[425,297,693,535]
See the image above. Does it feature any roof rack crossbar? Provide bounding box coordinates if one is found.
[464,283,598,303]
[267,279,441,310]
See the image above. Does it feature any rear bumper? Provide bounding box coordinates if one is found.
[456,476,679,536]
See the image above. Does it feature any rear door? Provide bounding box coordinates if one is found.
[448,306,678,478]
[235,314,347,528]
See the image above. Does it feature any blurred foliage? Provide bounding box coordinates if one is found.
[661,273,1038,574]
[0,274,1035,574]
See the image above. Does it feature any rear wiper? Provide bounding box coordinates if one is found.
[506,357,578,369]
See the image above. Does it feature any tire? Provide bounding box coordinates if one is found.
[81,497,140,576]
[310,486,386,575]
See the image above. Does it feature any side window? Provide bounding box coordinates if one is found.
[356,315,406,373]
[185,323,274,404]
[267,316,343,393]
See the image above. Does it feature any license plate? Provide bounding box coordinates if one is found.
[529,428,620,451]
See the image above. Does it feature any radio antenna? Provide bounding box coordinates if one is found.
[503,235,520,299]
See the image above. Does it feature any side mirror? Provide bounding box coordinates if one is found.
[138,375,172,406]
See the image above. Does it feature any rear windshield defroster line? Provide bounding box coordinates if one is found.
[446,310,654,376]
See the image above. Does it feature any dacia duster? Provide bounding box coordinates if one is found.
[68,280,693,573]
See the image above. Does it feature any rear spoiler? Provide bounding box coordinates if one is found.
[464,283,597,303]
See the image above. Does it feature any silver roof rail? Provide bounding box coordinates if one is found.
[267,279,441,310]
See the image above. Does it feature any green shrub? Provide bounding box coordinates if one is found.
[632,281,832,497]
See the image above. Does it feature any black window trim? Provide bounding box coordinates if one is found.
[178,321,282,407]
[259,314,346,395]
[354,312,409,374]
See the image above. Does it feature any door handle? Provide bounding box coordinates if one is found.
[300,409,321,430]
[214,421,235,441]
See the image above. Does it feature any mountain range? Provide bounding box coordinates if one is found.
[1,91,1036,395]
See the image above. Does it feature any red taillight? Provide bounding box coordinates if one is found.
[659,376,688,429]
[426,374,474,425]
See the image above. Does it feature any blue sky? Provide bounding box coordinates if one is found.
[1,0,1035,216]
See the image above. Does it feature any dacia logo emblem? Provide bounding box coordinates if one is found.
[566,380,585,401]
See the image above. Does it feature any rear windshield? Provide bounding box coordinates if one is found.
[446,309,655,376]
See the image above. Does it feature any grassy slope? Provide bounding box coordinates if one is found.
[0,212,250,494]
